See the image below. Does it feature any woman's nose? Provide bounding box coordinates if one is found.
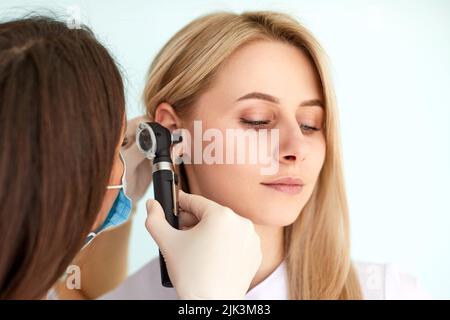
[278,121,309,164]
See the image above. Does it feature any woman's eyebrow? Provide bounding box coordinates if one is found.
[235,91,323,108]
[300,98,323,108]
[236,92,279,104]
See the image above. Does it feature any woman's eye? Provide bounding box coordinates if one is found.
[300,124,320,134]
[239,118,271,128]
[239,117,321,133]
[121,137,129,147]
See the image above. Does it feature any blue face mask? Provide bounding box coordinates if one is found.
[83,152,132,249]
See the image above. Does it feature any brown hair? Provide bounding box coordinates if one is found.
[0,16,125,299]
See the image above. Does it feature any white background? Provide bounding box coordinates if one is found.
[1,0,449,299]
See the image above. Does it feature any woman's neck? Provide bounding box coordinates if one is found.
[248,224,284,290]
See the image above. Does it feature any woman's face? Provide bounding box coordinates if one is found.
[181,40,326,227]
[92,121,127,230]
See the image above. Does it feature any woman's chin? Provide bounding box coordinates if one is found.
[245,208,302,227]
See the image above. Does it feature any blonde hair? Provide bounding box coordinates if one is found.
[144,11,362,299]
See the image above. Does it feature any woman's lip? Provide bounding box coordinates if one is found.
[261,177,304,186]
[260,183,303,195]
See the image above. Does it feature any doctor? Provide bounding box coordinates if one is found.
[0,16,261,300]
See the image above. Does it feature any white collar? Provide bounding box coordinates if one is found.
[245,261,288,300]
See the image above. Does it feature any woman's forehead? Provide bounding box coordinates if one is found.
[206,40,323,104]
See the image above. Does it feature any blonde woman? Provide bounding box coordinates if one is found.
[103,11,430,300]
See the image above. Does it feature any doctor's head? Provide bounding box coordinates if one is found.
[0,16,127,299]
[145,11,361,299]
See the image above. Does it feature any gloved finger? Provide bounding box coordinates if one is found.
[178,206,199,230]
[145,199,177,249]
[177,190,221,220]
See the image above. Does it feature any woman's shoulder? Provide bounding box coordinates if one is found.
[354,261,431,299]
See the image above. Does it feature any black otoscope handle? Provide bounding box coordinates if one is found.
[152,168,178,287]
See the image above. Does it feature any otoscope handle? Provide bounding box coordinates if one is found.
[152,168,178,287]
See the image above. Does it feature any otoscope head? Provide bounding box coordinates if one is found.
[136,122,182,163]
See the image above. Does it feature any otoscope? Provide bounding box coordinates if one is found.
[136,122,182,287]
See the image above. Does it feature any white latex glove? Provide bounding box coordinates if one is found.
[145,190,262,300]
[121,115,153,204]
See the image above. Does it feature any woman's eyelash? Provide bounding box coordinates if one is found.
[239,118,271,127]
[240,118,320,132]
[300,124,320,132]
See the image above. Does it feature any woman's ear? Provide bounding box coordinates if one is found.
[154,102,181,131]
[155,102,188,166]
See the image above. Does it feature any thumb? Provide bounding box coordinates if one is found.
[177,189,220,221]
[145,199,177,250]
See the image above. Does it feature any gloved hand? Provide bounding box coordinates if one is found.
[121,115,153,204]
[145,190,262,300]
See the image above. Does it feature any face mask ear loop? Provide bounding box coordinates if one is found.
[120,151,127,193]
[106,152,127,190]
[87,231,97,238]
[106,185,123,189]
[82,231,98,250]
[83,153,131,251]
